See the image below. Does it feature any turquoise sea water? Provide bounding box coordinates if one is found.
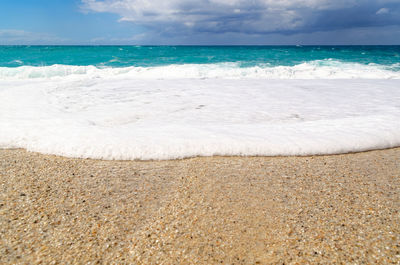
[1,45,400,68]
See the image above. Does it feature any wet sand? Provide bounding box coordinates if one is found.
[0,148,399,264]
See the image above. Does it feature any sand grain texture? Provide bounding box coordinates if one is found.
[0,148,399,264]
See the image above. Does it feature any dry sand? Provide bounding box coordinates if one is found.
[0,148,399,264]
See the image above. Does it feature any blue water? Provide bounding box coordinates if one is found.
[1,46,399,68]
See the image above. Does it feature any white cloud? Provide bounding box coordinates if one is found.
[376,7,389,15]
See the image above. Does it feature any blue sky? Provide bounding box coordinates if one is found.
[1,0,400,45]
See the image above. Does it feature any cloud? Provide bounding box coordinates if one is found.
[81,0,400,42]
[81,0,358,33]
[113,25,400,45]
[376,7,389,14]
[0,29,65,44]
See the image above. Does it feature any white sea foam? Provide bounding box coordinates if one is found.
[0,60,400,80]
[1,69,399,160]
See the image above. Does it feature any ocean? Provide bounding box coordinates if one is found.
[1,46,399,159]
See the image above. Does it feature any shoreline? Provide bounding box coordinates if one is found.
[1,147,399,263]
[2,145,400,161]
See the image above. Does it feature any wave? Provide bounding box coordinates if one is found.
[1,60,399,80]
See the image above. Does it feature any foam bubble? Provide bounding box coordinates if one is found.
[0,76,399,160]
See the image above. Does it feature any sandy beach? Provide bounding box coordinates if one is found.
[0,148,399,264]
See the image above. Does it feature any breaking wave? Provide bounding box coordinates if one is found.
[1,60,399,80]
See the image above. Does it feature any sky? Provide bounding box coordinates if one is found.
[1,0,400,45]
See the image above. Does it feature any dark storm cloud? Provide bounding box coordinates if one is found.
[303,2,400,33]
[81,0,400,44]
